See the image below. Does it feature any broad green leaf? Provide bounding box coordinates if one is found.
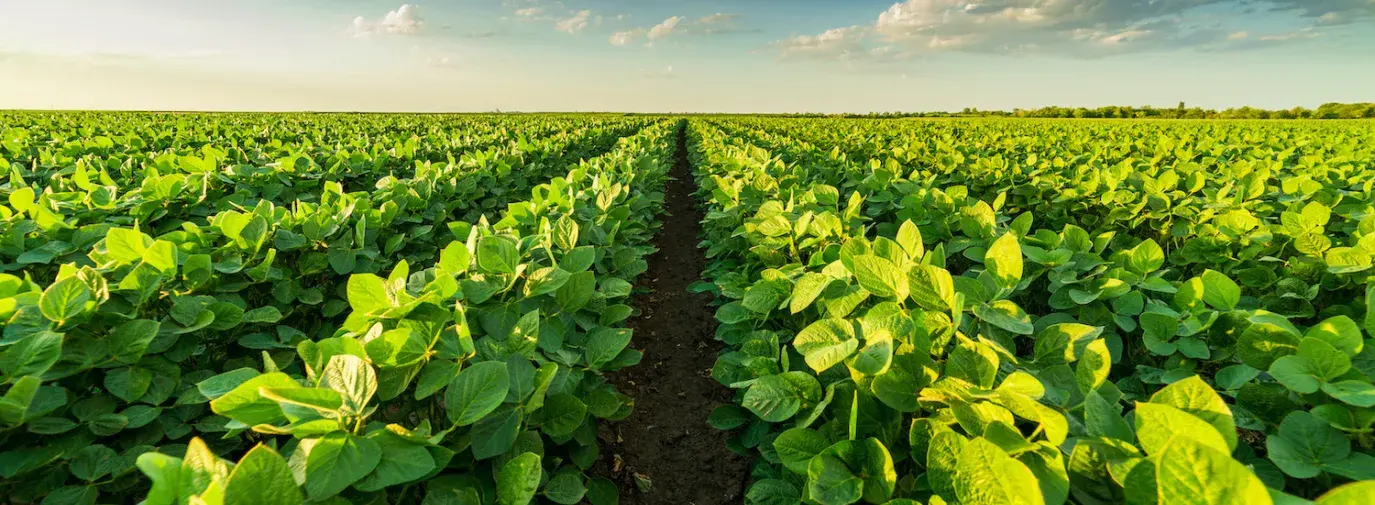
[0,330,63,378]
[1133,402,1230,456]
[973,300,1034,335]
[775,427,831,474]
[1316,481,1375,505]
[39,276,90,323]
[497,452,542,505]
[354,430,435,491]
[477,236,520,275]
[445,361,509,426]
[908,264,955,311]
[953,437,1043,505]
[743,375,804,422]
[853,255,907,301]
[984,232,1024,290]
[320,354,376,413]
[1149,375,1237,451]
[225,444,302,505]
[1154,439,1271,505]
[1200,270,1239,311]
[793,318,859,373]
[1266,412,1349,478]
[210,373,299,426]
[298,432,381,500]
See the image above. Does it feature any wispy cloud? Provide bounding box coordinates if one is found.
[350,4,425,37]
[609,13,751,46]
[555,10,592,34]
[773,0,1345,60]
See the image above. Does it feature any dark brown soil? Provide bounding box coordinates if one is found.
[595,121,748,504]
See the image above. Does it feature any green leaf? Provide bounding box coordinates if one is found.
[0,330,63,378]
[1133,402,1230,456]
[109,319,159,363]
[539,393,587,437]
[984,232,1024,290]
[1322,380,1375,408]
[583,477,618,505]
[8,187,34,213]
[1075,339,1111,394]
[746,479,802,505]
[1154,439,1271,505]
[39,276,90,323]
[908,264,955,311]
[136,452,184,505]
[298,431,381,500]
[1149,375,1237,451]
[415,360,460,401]
[497,452,542,505]
[853,255,907,301]
[259,387,343,413]
[1084,390,1133,442]
[953,437,1043,505]
[1305,316,1364,356]
[225,444,302,505]
[774,427,831,474]
[793,318,859,373]
[1316,481,1375,505]
[543,471,587,505]
[320,354,376,413]
[743,375,804,422]
[346,274,391,315]
[556,271,596,313]
[105,366,152,403]
[896,220,925,259]
[1269,356,1321,394]
[105,227,150,264]
[445,361,509,426]
[477,236,520,275]
[583,327,632,370]
[807,454,862,505]
[438,242,471,274]
[1266,412,1349,478]
[1128,239,1165,274]
[973,300,1034,335]
[355,430,436,491]
[209,372,298,426]
[1200,270,1239,311]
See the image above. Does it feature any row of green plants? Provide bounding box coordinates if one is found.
[688,118,1375,505]
[0,114,674,504]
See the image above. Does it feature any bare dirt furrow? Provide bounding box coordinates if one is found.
[596,120,748,504]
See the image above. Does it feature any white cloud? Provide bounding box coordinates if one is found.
[647,16,684,41]
[697,13,741,25]
[610,13,749,46]
[556,10,592,34]
[776,0,1347,60]
[515,7,544,17]
[610,28,647,46]
[350,4,425,37]
[773,26,871,60]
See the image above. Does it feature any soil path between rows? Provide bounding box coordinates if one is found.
[595,121,749,504]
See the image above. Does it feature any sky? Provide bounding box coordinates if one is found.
[1,0,1373,113]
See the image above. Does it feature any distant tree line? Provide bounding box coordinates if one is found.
[782,102,1375,119]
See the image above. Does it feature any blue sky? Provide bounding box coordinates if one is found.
[1,0,1372,112]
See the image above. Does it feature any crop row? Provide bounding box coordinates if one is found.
[690,118,1375,505]
[0,114,672,504]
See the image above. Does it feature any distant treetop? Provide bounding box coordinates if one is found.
[788,102,1375,119]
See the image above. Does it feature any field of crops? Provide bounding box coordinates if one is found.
[2,112,1375,505]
